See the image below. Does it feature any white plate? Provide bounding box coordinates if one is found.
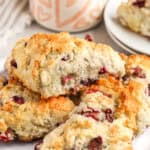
[104,0,150,55]
[0,141,35,150]
[106,26,137,54]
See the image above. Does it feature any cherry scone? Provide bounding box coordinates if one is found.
[37,77,142,150]
[0,77,74,142]
[6,32,125,98]
[117,0,150,37]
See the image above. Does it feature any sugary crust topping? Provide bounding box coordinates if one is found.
[6,32,125,98]
[126,54,150,68]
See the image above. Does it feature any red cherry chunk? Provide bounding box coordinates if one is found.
[80,107,100,121]
[88,136,103,150]
[85,34,93,42]
[12,96,25,104]
[132,0,146,8]
[132,67,146,78]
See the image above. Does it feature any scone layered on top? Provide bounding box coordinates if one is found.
[38,77,142,150]
[117,0,150,37]
[6,32,125,98]
[0,77,74,142]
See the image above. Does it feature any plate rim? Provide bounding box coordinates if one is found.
[105,26,137,54]
[104,0,150,55]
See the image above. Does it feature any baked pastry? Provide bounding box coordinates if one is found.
[0,76,8,90]
[122,54,150,82]
[0,78,75,142]
[6,32,125,98]
[121,54,150,133]
[117,0,150,37]
[37,77,141,150]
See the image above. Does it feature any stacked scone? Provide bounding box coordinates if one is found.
[117,0,150,37]
[0,32,150,149]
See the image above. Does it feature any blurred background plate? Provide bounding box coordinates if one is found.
[105,26,137,54]
[104,0,150,55]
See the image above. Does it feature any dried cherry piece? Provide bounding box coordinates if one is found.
[104,108,113,123]
[61,54,70,61]
[80,107,100,121]
[85,34,93,42]
[10,59,17,68]
[122,74,129,81]
[99,67,107,74]
[12,96,25,104]
[88,136,103,150]
[24,42,27,47]
[61,74,73,85]
[132,67,146,78]
[0,130,14,142]
[132,0,146,8]
[0,134,9,142]
[3,80,8,86]
[80,79,96,86]
[148,84,150,96]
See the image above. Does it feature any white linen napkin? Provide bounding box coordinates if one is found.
[0,0,32,52]
[0,0,33,72]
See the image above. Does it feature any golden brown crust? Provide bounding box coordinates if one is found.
[126,54,150,70]
[39,77,141,150]
[0,80,75,142]
[6,32,125,98]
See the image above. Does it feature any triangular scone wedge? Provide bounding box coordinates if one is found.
[0,77,74,142]
[6,32,125,98]
[38,77,141,150]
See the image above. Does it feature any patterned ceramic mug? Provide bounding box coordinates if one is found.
[29,0,107,32]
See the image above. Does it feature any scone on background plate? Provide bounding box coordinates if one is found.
[37,77,141,150]
[117,0,150,37]
[6,32,125,98]
[0,77,74,142]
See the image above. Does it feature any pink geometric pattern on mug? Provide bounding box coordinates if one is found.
[66,0,77,7]
[55,0,90,27]
[89,5,102,20]
[30,0,103,30]
[73,17,91,29]
[37,5,51,21]
[39,0,52,8]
